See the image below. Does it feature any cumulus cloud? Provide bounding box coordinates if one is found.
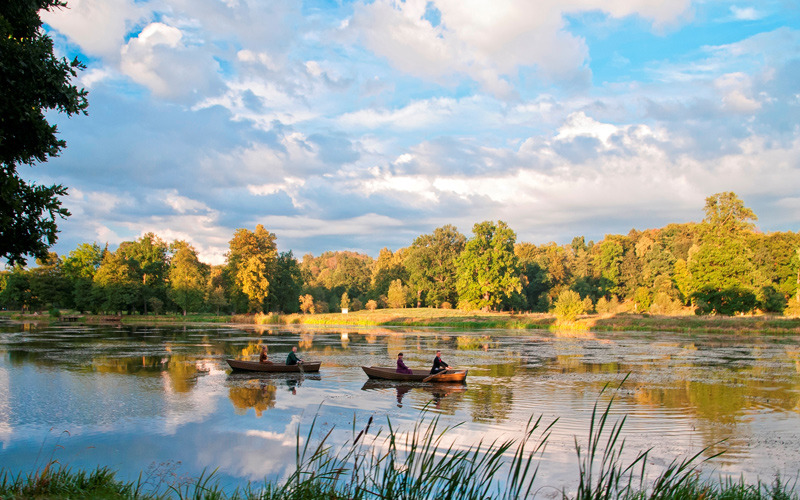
[41,0,148,59]
[120,22,224,100]
[31,0,800,263]
[345,0,693,98]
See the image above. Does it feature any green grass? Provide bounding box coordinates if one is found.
[5,308,800,335]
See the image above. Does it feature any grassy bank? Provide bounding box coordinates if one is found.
[1,388,797,499]
[4,308,800,334]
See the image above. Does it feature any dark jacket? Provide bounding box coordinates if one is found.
[430,355,449,374]
[286,351,301,365]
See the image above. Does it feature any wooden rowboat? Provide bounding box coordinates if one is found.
[226,359,321,373]
[361,366,467,383]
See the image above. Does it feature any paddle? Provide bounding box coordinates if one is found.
[423,370,450,383]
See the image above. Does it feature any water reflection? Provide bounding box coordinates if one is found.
[360,380,467,412]
[0,320,798,491]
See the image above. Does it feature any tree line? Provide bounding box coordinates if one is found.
[2,192,799,317]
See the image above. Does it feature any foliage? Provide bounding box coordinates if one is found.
[386,279,408,308]
[227,225,277,312]
[1,0,89,266]
[692,286,758,316]
[455,220,523,311]
[299,294,315,314]
[3,190,799,320]
[553,289,586,322]
[405,225,466,307]
[167,240,208,315]
[266,251,302,313]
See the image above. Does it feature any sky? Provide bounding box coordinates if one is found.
[28,0,800,265]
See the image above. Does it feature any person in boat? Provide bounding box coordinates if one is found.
[430,350,451,374]
[286,346,303,365]
[396,352,413,374]
[259,346,273,364]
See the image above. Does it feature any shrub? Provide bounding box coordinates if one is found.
[596,296,621,315]
[759,286,786,313]
[366,299,378,311]
[440,301,452,309]
[649,292,684,315]
[553,290,586,322]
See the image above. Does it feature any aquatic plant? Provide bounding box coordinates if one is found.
[2,388,799,499]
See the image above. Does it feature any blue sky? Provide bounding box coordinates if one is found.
[30,0,800,264]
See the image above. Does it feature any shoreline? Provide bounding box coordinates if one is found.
[4,309,800,335]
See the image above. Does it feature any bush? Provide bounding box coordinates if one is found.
[759,286,786,313]
[649,292,684,315]
[553,290,586,322]
[440,301,452,310]
[692,287,757,315]
[350,298,363,312]
[366,299,378,311]
[595,296,620,315]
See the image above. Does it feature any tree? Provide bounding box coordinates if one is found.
[386,279,408,308]
[299,294,315,314]
[62,242,103,312]
[1,0,89,265]
[405,225,466,308]
[688,193,758,305]
[226,225,278,312]
[167,240,208,315]
[266,251,302,313]
[455,221,522,311]
[371,247,408,300]
[118,233,169,314]
[92,249,138,314]
[553,289,586,322]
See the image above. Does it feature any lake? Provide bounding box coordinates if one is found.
[1,319,799,495]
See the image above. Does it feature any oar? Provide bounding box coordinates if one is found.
[423,370,449,383]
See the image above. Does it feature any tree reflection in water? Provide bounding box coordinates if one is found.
[229,380,277,417]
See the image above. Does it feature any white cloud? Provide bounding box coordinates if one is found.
[730,6,763,21]
[346,0,693,97]
[119,22,223,100]
[41,0,148,59]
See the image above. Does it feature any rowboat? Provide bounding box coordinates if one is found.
[361,366,467,383]
[226,359,321,373]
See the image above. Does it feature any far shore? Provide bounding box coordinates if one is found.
[3,308,800,335]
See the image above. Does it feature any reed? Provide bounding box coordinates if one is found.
[2,396,798,499]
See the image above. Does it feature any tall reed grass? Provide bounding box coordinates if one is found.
[2,386,797,499]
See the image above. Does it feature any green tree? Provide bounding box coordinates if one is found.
[405,225,465,308]
[552,289,586,322]
[118,233,169,314]
[0,266,31,310]
[371,247,408,300]
[167,240,208,315]
[688,193,758,310]
[266,251,302,313]
[1,0,89,265]
[92,249,138,314]
[386,279,408,308]
[455,220,522,311]
[28,251,68,309]
[61,242,103,311]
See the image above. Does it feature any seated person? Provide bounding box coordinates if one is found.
[430,350,450,374]
[396,353,413,374]
[286,346,303,365]
[259,346,273,364]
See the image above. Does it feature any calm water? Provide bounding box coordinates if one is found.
[1,319,799,494]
